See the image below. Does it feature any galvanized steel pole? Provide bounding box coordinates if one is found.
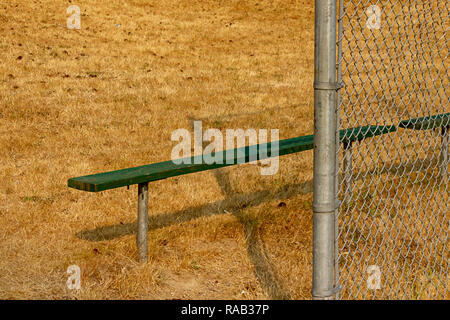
[137,182,149,262]
[312,0,337,300]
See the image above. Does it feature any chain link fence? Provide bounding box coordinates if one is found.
[335,0,449,299]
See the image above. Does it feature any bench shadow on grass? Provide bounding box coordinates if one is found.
[76,173,313,300]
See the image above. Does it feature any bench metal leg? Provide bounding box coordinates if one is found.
[137,182,149,262]
[441,125,449,181]
[343,141,353,196]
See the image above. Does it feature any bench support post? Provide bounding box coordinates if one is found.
[343,141,353,196]
[137,182,149,262]
[441,125,449,181]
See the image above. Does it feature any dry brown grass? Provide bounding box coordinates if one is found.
[0,0,316,299]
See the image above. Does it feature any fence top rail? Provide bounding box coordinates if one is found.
[67,125,393,193]
[399,113,450,131]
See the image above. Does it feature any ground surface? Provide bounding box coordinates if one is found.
[0,0,316,299]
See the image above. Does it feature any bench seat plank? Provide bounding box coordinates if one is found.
[68,135,312,192]
[68,125,395,192]
[399,113,450,130]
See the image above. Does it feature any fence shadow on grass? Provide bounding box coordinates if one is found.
[212,169,293,299]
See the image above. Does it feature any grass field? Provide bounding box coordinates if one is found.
[0,0,317,299]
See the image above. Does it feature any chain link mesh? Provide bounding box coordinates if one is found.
[336,0,449,299]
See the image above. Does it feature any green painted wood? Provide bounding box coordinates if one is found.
[68,135,313,192]
[399,113,450,130]
[68,125,395,192]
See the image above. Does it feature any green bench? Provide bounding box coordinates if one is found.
[399,113,449,179]
[68,125,397,262]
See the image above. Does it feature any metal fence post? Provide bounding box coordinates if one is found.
[137,182,149,262]
[312,0,337,300]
